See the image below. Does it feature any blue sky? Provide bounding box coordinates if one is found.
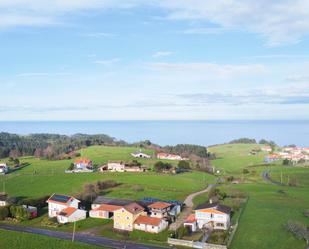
[1,0,309,120]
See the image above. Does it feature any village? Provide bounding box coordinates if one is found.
[0,150,234,249]
[263,146,309,164]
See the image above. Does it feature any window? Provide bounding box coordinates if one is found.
[126,216,129,220]
[216,223,224,227]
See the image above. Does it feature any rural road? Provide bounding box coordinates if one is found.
[262,170,283,186]
[169,184,216,231]
[0,224,169,249]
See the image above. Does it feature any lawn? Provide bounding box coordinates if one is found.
[0,229,104,249]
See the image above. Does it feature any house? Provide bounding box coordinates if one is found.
[70,157,93,172]
[0,193,8,207]
[148,201,173,219]
[0,163,8,174]
[107,161,126,172]
[89,196,132,219]
[131,150,151,159]
[113,202,145,231]
[194,202,231,230]
[157,153,185,160]
[22,205,38,219]
[57,207,87,224]
[184,214,197,232]
[261,146,272,152]
[134,215,168,233]
[264,154,280,163]
[46,194,80,218]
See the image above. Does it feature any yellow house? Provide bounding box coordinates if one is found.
[113,202,145,231]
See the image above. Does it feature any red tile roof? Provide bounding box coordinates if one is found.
[58,207,77,217]
[134,215,162,226]
[148,202,172,209]
[74,157,92,164]
[185,214,196,223]
[93,204,122,212]
[123,202,144,214]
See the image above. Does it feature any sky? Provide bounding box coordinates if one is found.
[1,0,309,120]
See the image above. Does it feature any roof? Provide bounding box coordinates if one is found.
[195,203,231,215]
[93,196,132,206]
[123,202,144,214]
[134,215,162,226]
[47,194,77,205]
[92,204,122,212]
[74,157,92,164]
[58,207,77,217]
[148,201,172,209]
[185,214,196,223]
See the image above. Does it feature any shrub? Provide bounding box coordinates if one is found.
[67,163,74,170]
[154,161,172,172]
[242,169,249,174]
[10,205,30,221]
[0,206,9,220]
[131,185,144,192]
[178,161,191,170]
[176,226,190,239]
[21,195,49,208]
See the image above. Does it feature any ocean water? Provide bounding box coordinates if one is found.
[0,120,308,147]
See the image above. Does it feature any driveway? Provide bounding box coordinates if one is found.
[169,184,216,231]
[0,224,168,249]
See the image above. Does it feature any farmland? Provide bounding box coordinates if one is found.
[0,143,308,249]
[0,145,214,201]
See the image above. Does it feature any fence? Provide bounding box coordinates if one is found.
[167,238,227,249]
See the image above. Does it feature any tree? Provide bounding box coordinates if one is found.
[283,159,291,166]
[153,161,172,172]
[0,206,9,220]
[10,205,30,221]
[178,161,190,170]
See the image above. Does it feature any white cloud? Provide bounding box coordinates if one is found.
[1,1,309,45]
[152,51,174,58]
[94,58,121,65]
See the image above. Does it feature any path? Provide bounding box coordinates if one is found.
[169,184,216,231]
[0,224,168,249]
[262,170,283,186]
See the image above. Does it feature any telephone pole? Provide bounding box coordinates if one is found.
[72,221,76,242]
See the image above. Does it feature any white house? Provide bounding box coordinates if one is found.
[131,151,151,158]
[46,194,80,218]
[0,193,8,207]
[107,162,125,172]
[57,207,87,224]
[156,153,185,161]
[0,163,8,174]
[184,203,231,231]
[134,215,168,233]
[261,146,272,152]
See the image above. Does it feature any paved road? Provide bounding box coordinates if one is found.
[0,224,169,249]
[169,184,216,231]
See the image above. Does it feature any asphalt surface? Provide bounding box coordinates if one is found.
[0,224,170,249]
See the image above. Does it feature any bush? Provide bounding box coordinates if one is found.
[242,169,249,174]
[0,206,9,220]
[178,161,191,170]
[10,205,30,221]
[131,185,144,192]
[21,195,49,208]
[176,226,190,239]
[208,188,227,200]
[153,161,172,172]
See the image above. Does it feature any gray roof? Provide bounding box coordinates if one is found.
[195,202,231,214]
[93,196,132,206]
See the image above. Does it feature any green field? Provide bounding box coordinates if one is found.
[0,145,214,201]
[208,144,266,174]
[1,143,309,249]
[0,229,104,249]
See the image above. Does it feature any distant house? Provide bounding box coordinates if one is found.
[0,193,8,207]
[184,202,231,232]
[99,161,146,173]
[264,154,280,163]
[113,202,145,231]
[57,207,87,224]
[71,158,93,172]
[134,215,168,233]
[46,194,80,218]
[0,163,8,174]
[261,146,272,152]
[148,202,173,219]
[157,153,186,161]
[131,150,151,159]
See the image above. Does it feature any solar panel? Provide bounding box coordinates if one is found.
[50,194,71,203]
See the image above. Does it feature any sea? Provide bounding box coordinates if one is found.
[0,120,308,147]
